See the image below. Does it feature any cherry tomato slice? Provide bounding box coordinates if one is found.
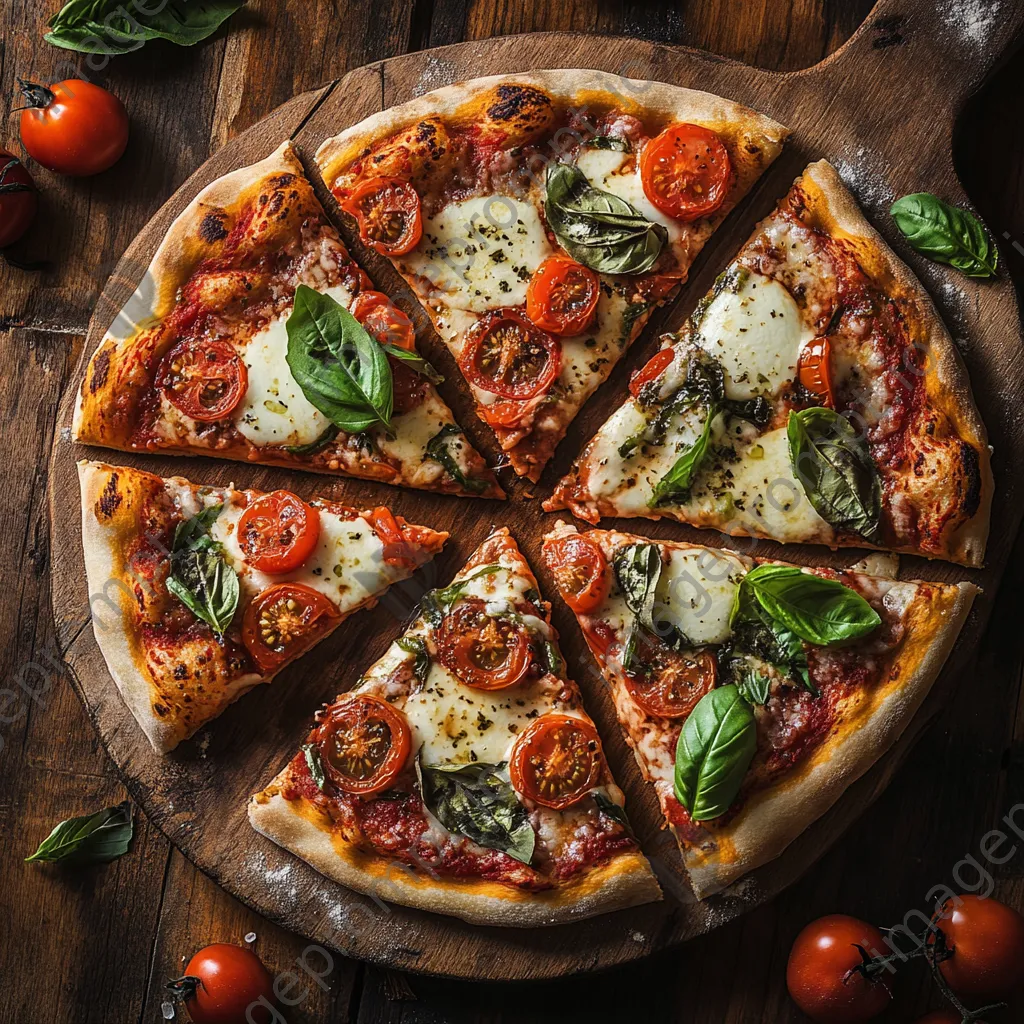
[640,123,732,222]
[366,506,424,568]
[237,491,320,574]
[629,347,675,399]
[351,290,416,351]
[0,152,37,248]
[525,255,600,336]
[544,533,609,614]
[242,583,341,674]
[340,177,423,256]
[314,693,411,795]
[161,339,248,422]
[436,598,532,690]
[798,336,836,407]
[509,714,602,809]
[623,647,717,719]
[459,309,561,400]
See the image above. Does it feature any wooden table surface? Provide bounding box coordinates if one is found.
[2,1,1023,1021]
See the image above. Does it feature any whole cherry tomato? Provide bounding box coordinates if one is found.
[18,78,129,176]
[168,943,276,1024]
[0,152,37,248]
[786,914,892,1022]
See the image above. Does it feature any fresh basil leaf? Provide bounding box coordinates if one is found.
[45,0,246,55]
[418,760,535,865]
[171,502,223,551]
[741,564,880,645]
[286,285,394,436]
[536,638,563,677]
[735,664,772,706]
[396,636,432,684]
[424,424,488,494]
[301,743,328,792]
[674,685,756,822]
[419,565,503,627]
[382,343,444,385]
[619,300,651,349]
[586,136,631,152]
[26,801,133,865]
[593,791,632,831]
[286,424,339,455]
[787,407,883,543]
[544,163,666,275]
[729,583,812,693]
[890,193,998,279]
[167,505,239,635]
[649,407,716,507]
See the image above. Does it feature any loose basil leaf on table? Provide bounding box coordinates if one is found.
[890,192,999,279]
[787,406,883,543]
[544,163,667,275]
[674,685,756,822]
[418,565,503,627]
[424,424,488,494]
[301,744,329,792]
[396,636,432,684]
[166,503,239,635]
[286,285,394,436]
[26,801,133,865]
[418,760,535,865]
[46,0,246,55]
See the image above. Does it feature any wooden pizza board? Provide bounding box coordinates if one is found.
[47,0,1024,981]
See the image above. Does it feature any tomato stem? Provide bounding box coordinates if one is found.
[15,78,55,111]
[165,974,203,1003]
[922,922,1007,1023]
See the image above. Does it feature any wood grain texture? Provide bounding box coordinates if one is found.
[1,0,1023,1017]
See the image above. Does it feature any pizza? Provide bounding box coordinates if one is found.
[79,460,448,753]
[316,71,788,481]
[541,520,976,898]
[73,142,502,499]
[249,527,661,925]
[546,160,992,567]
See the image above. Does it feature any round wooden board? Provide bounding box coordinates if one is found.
[48,0,1024,982]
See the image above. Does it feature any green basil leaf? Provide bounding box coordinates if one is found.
[301,744,328,792]
[674,685,756,822]
[586,136,631,152]
[26,801,133,864]
[286,424,339,456]
[593,791,632,832]
[729,583,813,693]
[419,565,503,627]
[418,760,535,864]
[536,638,563,677]
[544,163,666,275]
[741,564,880,645]
[286,285,394,435]
[45,0,246,55]
[612,543,687,671]
[167,505,239,635]
[171,502,223,551]
[382,344,444,385]
[396,636,431,684]
[424,424,488,494]
[734,664,772,706]
[649,406,716,507]
[890,193,998,279]
[787,407,883,543]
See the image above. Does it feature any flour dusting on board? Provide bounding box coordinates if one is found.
[832,147,895,209]
[939,0,1002,47]
[413,56,459,96]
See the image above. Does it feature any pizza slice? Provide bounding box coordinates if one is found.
[73,143,501,499]
[546,160,992,566]
[316,71,788,481]
[249,527,660,926]
[79,461,448,753]
[542,521,976,898]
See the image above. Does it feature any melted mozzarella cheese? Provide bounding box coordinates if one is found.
[375,396,450,484]
[694,271,810,401]
[399,196,552,312]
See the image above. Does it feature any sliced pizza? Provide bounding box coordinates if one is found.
[79,461,448,753]
[542,521,976,898]
[249,527,660,926]
[316,71,788,481]
[73,142,501,499]
[547,160,992,566]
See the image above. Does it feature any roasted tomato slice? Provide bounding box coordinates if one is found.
[351,290,416,351]
[640,123,732,222]
[161,339,247,421]
[340,177,423,256]
[525,255,600,336]
[242,583,341,674]
[629,347,675,399]
[458,309,561,400]
[237,491,321,574]
[798,336,835,407]
[436,598,532,690]
[623,647,717,719]
[315,693,411,795]
[544,533,609,615]
[510,714,602,809]
[366,506,425,569]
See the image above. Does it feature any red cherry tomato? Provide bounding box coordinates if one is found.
[640,122,732,222]
[367,506,428,568]
[436,598,533,690]
[629,347,675,399]
[169,943,276,1024]
[458,309,561,400]
[509,714,602,809]
[237,491,321,574]
[525,255,600,336]
[544,533,609,614]
[340,176,422,256]
[0,152,37,248]
[799,336,836,407]
[931,894,1024,999]
[351,290,416,351]
[242,583,341,674]
[18,79,128,177]
[623,647,717,719]
[160,339,248,422]
[786,915,892,1022]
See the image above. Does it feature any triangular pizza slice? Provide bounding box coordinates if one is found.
[547,160,992,566]
[74,143,501,499]
[316,71,788,481]
[542,521,975,898]
[249,527,660,925]
[79,461,448,753]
